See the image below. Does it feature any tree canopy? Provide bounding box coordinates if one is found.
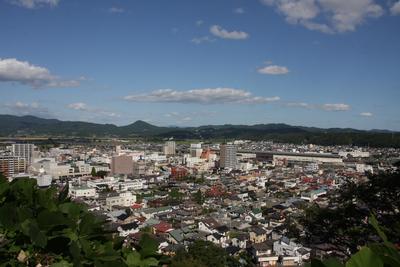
[0,177,162,266]
[299,171,400,257]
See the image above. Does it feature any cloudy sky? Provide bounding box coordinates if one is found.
[0,0,399,130]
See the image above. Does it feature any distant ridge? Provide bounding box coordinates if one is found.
[0,114,398,147]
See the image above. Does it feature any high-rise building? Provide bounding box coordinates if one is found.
[220,144,237,169]
[0,155,26,178]
[163,141,176,156]
[190,143,203,158]
[132,160,146,177]
[111,155,133,175]
[11,144,36,165]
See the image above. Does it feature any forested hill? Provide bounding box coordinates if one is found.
[1,114,399,147]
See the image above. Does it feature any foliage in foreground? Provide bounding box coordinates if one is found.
[0,174,163,267]
[306,216,400,267]
[300,171,400,256]
[170,240,240,267]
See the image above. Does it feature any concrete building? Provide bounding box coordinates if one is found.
[190,143,203,158]
[0,155,26,178]
[69,185,97,198]
[163,141,176,156]
[105,192,136,210]
[30,159,74,179]
[34,174,53,187]
[111,155,133,175]
[220,144,237,169]
[11,144,36,164]
[239,150,343,164]
[132,160,146,177]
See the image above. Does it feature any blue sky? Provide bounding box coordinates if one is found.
[0,0,399,130]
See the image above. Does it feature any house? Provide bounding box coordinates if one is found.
[231,233,248,249]
[225,246,241,256]
[215,225,230,236]
[251,242,278,267]
[206,233,228,247]
[117,221,140,237]
[168,229,184,244]
[105,192,136,211]
[69,185,96,198]
[250,208,263,220]
[249,226,267,244]
[273,236,311,264]
[152,221,173,234]
[198,218,220,233]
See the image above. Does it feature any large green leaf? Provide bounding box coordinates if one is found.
[368,243,400,267]
[0,202,18,229]
[138,234,158,258]
[69,240,82,267]
[140,257,159,267]
[37,210,69,230]
[322,258,345,267]
[346,247,383,267]
[304,259,326,267]
[125,250,141,266]
[59,202,82,220]
[21,219,47,248]
[10,178,36,205]
[36,187,57,211]
[369,215,388,243]
[79,213,103,237]
[0,182,10,202]
[50,260,73,267]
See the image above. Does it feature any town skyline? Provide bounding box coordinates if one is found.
[1,0,400,130]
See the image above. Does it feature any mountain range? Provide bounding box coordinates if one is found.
[0,114,399,147]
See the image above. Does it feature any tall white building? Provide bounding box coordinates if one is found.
[190,143,202,158]
[163,141,176,156]
[220,144,237,169]
[11,144,36,165]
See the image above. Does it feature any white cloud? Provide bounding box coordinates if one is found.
[67,102,119,117]
[278,0,320,22]
[287,102,351,111]
[261,0,384,33]
[109,7,124,13]
[4,101,51,117]
[234,7,245,14]
[124,88,279,105]
[196,20,204,26]
[10,0,59,8]
[191,36,216,44]
[391,1,400,15]
[321,103,351,111]
[286,102,312,108]
[210,25,249,40]
[164,112,192,124]
[360,112,373,117]
[258,65,289,75]
[68,102,88,111]
[0,58,81,88]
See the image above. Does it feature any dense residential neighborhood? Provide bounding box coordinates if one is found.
[1,139,398,266]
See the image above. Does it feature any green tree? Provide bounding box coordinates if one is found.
[91,167,97,177]
[170,240,239,267]
[168,188,183,205]
[193,189,204,205]
[306,215,400,267]
[96,170,108,178]
[299,171,400,256]
[0,178,162,266]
